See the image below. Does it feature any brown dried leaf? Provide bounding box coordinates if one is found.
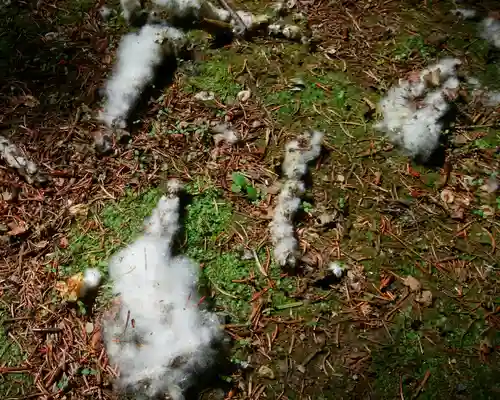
[440,189,455,204]
[7,221,27,236]
[402,275,422,292]
[415,290,433,307]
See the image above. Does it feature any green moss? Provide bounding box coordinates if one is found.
[62,188,164,276]
[184,52,244,100]
[0,311,32,397]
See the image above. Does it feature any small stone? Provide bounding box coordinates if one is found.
[85,322,94,334]
[257,365,275,379]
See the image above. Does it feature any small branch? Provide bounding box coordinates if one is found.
[214,0,247,36]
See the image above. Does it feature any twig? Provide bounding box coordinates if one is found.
[214,0,247,35]
[32,328,62,334]
[412,370,431,399]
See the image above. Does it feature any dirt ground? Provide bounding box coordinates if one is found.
[0,0,499,399]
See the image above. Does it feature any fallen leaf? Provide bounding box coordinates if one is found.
[440,188,455,204]
[450,205,465,220]
[7,221,27,236]
[257,365,275,379]
[415,290,433,307]
[402,275,422,292]
[55,272,85,302]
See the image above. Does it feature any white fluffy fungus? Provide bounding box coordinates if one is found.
[120,0,143,23]
[451,8,477,20]
[103,180,222,399]
[99,23,186,131]
[270,131,323,268]
[99,5,114,21]
[268,22,303,41]
[153,0,230,23]
[212,123,239,145]
[480,17,500,49]
[81,268,102,297]
[0,134,46,184]
[329,261,344,278]
[375,58,461,162]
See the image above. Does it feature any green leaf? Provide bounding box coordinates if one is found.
[232,172,247,188]
[80,368,97,376]
[231,183,242,193]
[246,186,258,201]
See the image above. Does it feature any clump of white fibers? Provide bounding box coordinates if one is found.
[0,134,46,184]
[451,8,477,20]
[480,17,500,49]
[375,58,462,162]
[152,0,230,23]
[103,180,222,399]
[120,0,143,24]
[99,23,186,131]
[270,131,323,268]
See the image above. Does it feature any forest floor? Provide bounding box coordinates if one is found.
[0,0,499,399]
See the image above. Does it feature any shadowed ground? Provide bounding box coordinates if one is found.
[0,0,499,399]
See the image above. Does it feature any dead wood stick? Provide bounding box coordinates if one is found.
[214,0,247,35]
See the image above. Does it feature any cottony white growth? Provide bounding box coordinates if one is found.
[480,17,500,49]
[99,23,186,130]
[375,58,461,162]
[80,268,102,297]
[120,0,230,25]
[451,8,477,20]
[103,180,222,399]
[329,262,344,278]
[154,0,230,21]
[270,131,323,268]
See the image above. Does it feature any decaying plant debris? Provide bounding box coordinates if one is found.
[0,134,46,184]
[1,0,499,399]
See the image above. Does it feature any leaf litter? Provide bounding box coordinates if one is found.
[0,0,499,399]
